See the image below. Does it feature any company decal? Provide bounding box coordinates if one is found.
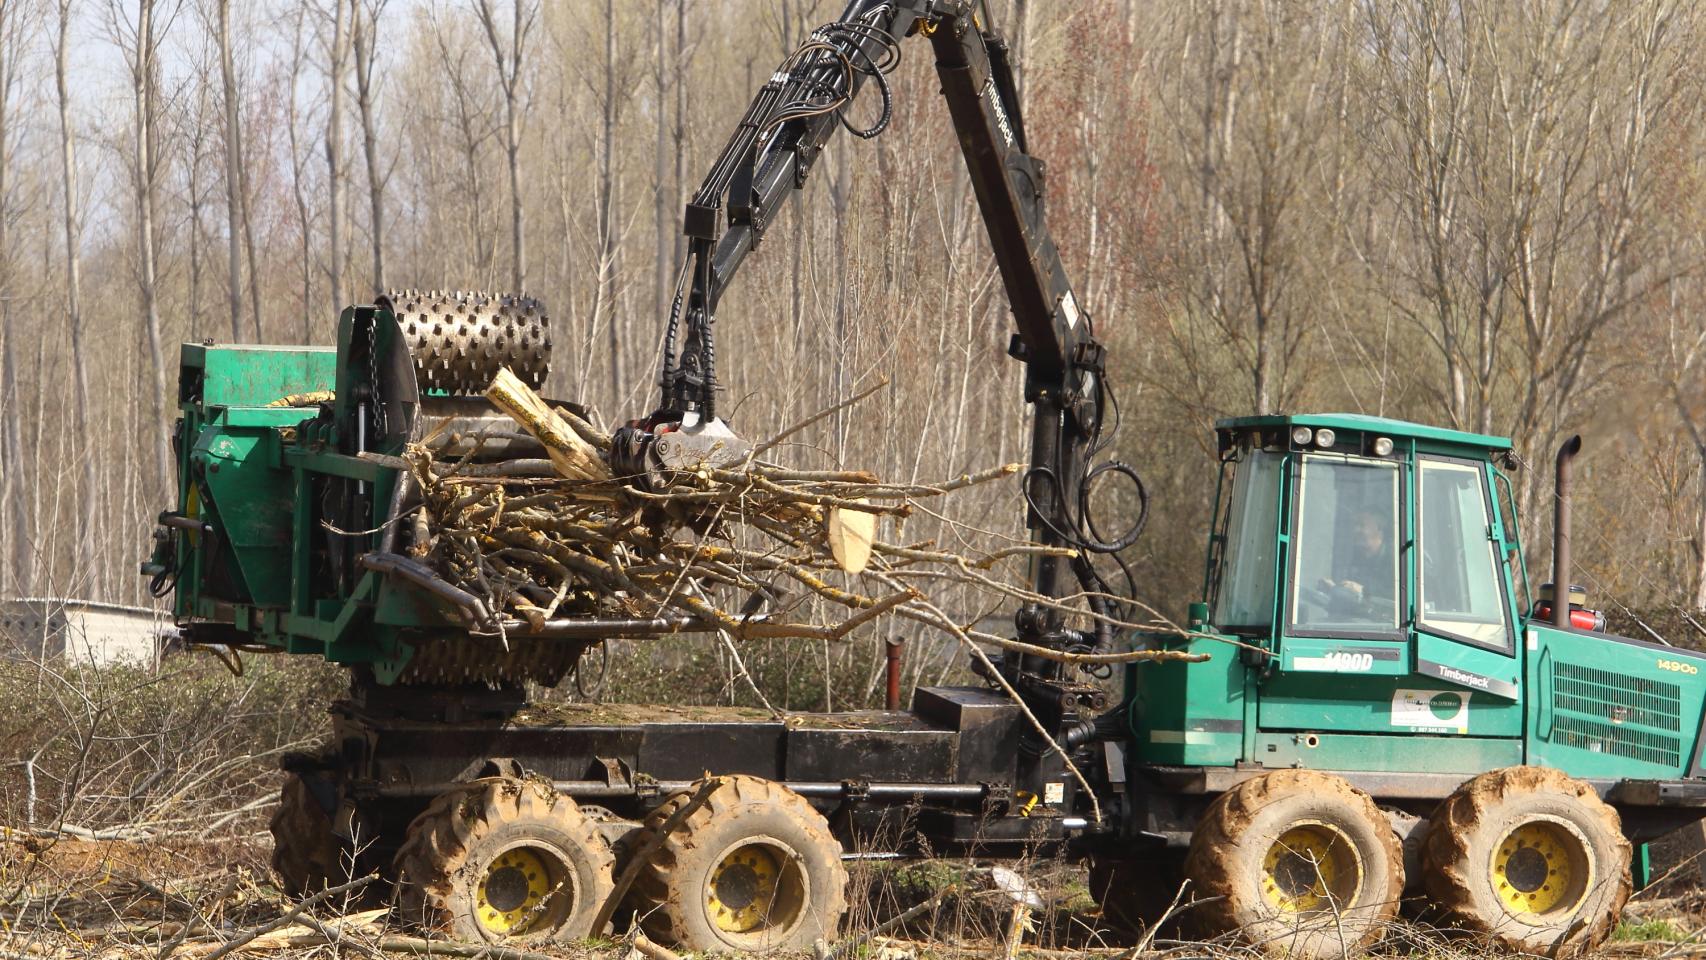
[1391,688,1469,734]
[1416,658,1518,700]
[982,77,1017,147]
[1290,645,1401,674]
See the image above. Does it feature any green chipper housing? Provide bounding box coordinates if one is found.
[146,302,1706,957]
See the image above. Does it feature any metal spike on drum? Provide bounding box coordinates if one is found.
[383,288,552,395]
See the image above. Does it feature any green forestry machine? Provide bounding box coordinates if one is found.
[143,1,1706,956]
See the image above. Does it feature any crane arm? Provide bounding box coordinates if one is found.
[622,0,1133,676]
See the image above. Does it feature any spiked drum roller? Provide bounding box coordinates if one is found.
[381,289,552,395]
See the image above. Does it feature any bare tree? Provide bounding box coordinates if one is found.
[351,0,389,291]
[473,0,538,293]
[212,0,260,340]
[325,0,351,315]
[286,3,316,341]
[110,0,173,495]
[0,0,33,593]
[52,0,95,564]
[183,73,210,336]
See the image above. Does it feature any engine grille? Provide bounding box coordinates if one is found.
[1550,660,1682,767]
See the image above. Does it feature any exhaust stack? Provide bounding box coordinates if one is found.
[1552,435,1582,629]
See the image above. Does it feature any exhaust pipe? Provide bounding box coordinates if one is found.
[1552,436,1582,629]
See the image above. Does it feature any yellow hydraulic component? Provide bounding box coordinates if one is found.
[708,843,785,934]
[1260,823,1360,914]
[476,847,554,936]
[1493,821,1587,916]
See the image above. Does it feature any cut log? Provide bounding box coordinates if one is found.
[484,367,610,482]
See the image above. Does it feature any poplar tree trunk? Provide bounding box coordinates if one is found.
[54,0,96,561]
[0,4,23,592]
[475,0,533,294]
[131,0,170,495]
[353,0,387,291]
[328,0,348,316]
[214,0,257,344]
[653,0,670,325]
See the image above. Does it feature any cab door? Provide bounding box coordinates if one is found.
[1409,455,1522,740]
[1259,453,1414,740]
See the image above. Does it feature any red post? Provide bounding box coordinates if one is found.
[885,638,904,711]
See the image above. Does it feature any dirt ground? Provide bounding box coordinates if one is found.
[4,831,1706,960]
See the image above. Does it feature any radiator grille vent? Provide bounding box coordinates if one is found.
[1552,661,1681,730]
[1550,661,1682,767]
[1550,715,1681,767]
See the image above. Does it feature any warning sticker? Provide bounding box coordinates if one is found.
[1391,688,1469,734]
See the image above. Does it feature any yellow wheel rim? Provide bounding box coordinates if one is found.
[476,847,556,936]
[1260,823,1361,915]
[706,840,807,937]
[1493,820,1589,917]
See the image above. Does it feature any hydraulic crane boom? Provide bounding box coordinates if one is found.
[617,0,1129,678]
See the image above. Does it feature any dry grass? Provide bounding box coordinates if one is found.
[2,657,1703,959]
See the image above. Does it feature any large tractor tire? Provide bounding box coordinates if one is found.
[393,778,615,944]
[1182,769,1403,958]
[270,772,343,896]
[630,775,847,954]
[1422,766,1630,956]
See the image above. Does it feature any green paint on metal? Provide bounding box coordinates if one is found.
[1253,731,1521,773]
[181,343,336,408]
[1127,637,1245,767]
[1525,623,1706,779]
[1216,412,1512,451]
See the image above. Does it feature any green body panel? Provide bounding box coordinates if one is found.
[1254,731,1522,773]
[1127,638,1245,766]
[183,343,336,406]
[1525,623,1706,779]
[1258,673,1519,737]
[192,420,299,606]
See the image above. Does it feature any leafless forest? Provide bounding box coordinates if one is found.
[0,0,1702,625]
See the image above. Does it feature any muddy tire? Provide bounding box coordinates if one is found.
[1422,766,1630,956]
[1182,769,1403,958]
[630,775,847,953]
[270,772,343,896]
[393,778,615,944]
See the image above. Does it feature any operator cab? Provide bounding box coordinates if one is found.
[1208,413,1519,654]
[1132,412,1706,789]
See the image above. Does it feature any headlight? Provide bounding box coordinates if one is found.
[1315,428,1337,449]
[1372,436,1394,457]
[1290,426,1314,446]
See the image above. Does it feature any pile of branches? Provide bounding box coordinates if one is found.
[396,372,1191,669]
[403,375,1065,646]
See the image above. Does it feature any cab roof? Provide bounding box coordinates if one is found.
[1215,413,1513,451]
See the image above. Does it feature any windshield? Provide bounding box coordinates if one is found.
[1289,455,1401,635]
[1213,450,1281,628]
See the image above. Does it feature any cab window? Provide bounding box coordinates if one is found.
[1289,455,1401,636]
[1418,457,1511,651]
[1212,450,1281,628]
